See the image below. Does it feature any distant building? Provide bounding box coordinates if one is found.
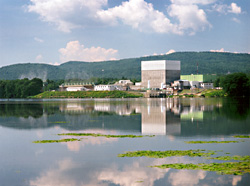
[115,79,133,90]
[141,60,181,89]
[172,80,191,90]
[94,85,122,91]
[59,82,93,91]
[180,74,217,83]
[200,82,214,89]
[115,80,133,86]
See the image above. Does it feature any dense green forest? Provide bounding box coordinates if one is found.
[0,52,249,80]
[0,78,43,98]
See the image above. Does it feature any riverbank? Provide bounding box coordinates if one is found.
[175,89,225,98]
[31,90,143,98]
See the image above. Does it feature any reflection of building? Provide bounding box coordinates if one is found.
[141,99,181,135]
[141,60,181,89]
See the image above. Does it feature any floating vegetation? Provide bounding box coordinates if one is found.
[58,133,155,138]
[48,121,68,124]
[233,135,250,138]
[33,138,81,143]
[151,162,250,175]
[135,181,144,183]
[118,150,216,158]
[185,140,239,144]
[207,155,250,162]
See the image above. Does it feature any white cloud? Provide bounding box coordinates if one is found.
[35,54,43,62]
[168,3,211,35]
[170,0,216,5]
[28,0,240,35]
[97,0,180,34]
[34,37,44,43]
[27,0,107,32]
[212,2,241,14]
[166,49,176,55]
[59,41,118,62]
[229,3,241,14]
[210,48,232,53]
[232,17,241,23]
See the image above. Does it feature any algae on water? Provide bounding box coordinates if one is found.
[118,149,216,158]
[58,133,155,138]
[151,162,250,175]
[33,138,81,143]
[233,135,250,138]
[185,140,239,144]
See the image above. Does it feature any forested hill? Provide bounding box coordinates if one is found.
[0,52,249,80]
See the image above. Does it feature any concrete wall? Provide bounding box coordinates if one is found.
[141,70,166,88]
[141,60,180,88]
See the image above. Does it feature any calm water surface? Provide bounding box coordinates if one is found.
[0,98,250,186]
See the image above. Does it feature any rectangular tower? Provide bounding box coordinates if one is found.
[141,60,180,88]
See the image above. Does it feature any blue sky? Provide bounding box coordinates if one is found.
[0,0,249,67]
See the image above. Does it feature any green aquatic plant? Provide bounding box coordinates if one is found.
[48,121,68,124]
[233,135,250,138]
[33,138,81,143]
[118,150,216,158]
[58,133,155,138]
[184,140,239,144]
[207,155,250,162]
[151,162,250,175]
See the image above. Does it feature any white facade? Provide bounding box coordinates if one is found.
[190,81,200,88]
[94,85,123,91]
[116,80,133,85]
[141,60,180,71]
[66,87,85,91]
[200,83,214,89]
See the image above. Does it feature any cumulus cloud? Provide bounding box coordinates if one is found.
[59,41,118,62]
[229,3,241,14]
[212,2,242,14]
[27,0,108,32]
[166,49,176,55]
[97,0,180,34]
[27,0,216,35]
[168,2,211,35]
[210,48,228,53]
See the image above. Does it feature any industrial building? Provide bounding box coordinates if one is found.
[180,74,217,83]
[59,82,93,91]
[141,60,181,89]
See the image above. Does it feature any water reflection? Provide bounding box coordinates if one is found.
[0,98,250,136]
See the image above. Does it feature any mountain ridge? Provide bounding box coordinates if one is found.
[1,52,249,80]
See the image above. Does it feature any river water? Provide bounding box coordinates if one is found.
[0,98,250,186]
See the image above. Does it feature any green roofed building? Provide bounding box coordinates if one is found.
[180,74,217,83]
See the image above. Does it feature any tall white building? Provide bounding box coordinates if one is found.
[141,60,181,89]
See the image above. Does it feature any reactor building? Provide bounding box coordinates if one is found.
[141,60,181,89]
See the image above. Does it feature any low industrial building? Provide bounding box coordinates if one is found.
[94,85,122,91]
[141,60,181,89]
[59,82,93,91]
[180,74,217,83]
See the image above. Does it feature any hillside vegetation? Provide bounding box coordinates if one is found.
[0,52,249,80]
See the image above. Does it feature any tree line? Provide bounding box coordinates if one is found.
[214,72,250,97]
[0,78,43,98]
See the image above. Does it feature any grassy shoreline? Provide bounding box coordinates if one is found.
[31,90,143,98]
